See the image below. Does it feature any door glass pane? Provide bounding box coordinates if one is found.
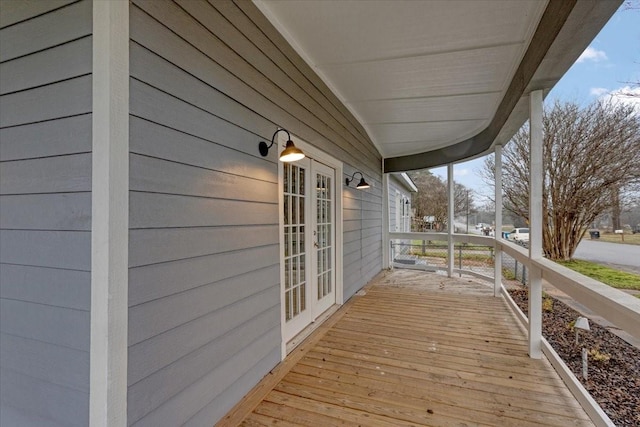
[284,227,289,257]
[292,196,297,225]
[285,289,291,321]
[283,162,308,324]
[292,255,298,285]
[291,226,297,255]
[284,196,289,225]
[299,197,305,224]
[292,166,297,195]
[284,258,290,289]
[314,171,334,301]
[284,163,289,193]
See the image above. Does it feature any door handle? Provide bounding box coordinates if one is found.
[314,241,319,248]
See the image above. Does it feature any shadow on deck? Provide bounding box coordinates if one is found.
[219,269,593,426]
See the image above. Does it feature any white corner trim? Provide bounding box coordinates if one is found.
[400,172,418,192]
[90,1,129,426]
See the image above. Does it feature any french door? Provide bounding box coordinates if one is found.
[282,158,336,342]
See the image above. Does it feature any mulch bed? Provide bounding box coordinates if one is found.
[508,288,640,427]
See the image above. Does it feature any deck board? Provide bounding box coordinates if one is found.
[219,270,594,426]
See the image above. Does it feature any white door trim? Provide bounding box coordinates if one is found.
[278,132,343,359]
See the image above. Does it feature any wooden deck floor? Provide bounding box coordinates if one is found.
[220,270,593,427]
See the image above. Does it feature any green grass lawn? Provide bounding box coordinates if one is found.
[590,233,640,246]
[557,259,640,291]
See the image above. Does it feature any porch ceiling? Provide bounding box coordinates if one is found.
[253,0,620,171]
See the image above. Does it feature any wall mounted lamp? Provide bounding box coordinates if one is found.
[345,171,370,189]
[258,128,305,162]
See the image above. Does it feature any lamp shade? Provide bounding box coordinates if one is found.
[356,177,370,189]
[279,140,305,162]
[575,316,590,331]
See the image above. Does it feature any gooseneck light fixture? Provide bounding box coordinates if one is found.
[345,171,370,189]
[258,128,305,162]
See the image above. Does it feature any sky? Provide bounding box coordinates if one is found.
[431,2,640,205]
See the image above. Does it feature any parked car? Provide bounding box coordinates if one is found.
[508,228,529,242]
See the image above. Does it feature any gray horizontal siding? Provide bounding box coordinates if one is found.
[0,75,92,128]
[1,404,69,427]
[184,345,281,426]
[0,229,90,271]
[132,331,281,427]
[129,225,278,268]
[0,264,89,310]
[0,1,92,425]
[0,299,89,351]
[130,154,277,203]
[130,1,380,177]
[0,0,76,28]
[128,1,382,425]
[0,368,88,426]
[0,0,91,61]
[0,114,91,161]
[129,244,278,306]
[128,301,280,423]
[0,35,92,95]
[130,192,277,228]
[128,265,279,345]
[0,333,89,392]
[0,193,91,230]
[130,116,274,183]
[0,153,92,194]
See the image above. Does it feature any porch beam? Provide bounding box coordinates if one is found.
[528,89,544,359]
[90,0,129,425]
[494,145,503,297]
[447,164,454,277]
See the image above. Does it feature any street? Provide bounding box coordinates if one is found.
[574,239,640,274]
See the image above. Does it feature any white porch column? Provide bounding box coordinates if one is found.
[447,164,454,277]
[91,1,129,425]
[494,145,503,297]
[528,89,544,359]
[382,172,390,269]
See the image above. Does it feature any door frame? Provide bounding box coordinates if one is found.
[277,132,343,359]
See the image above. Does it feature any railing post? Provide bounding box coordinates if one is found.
[528,89,544,359]
[390,241,395,270]
[447,164,454,277]
[382,173,390,269]
[494,145,503,297]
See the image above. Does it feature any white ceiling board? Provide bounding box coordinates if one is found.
[255,0,545,65]
[320,43,524,101]
[351,93,498,123]
[254,0,549,158]
[372,120,487,157]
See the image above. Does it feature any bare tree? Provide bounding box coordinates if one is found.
[409,170,472,231]
[482,100,640,260]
